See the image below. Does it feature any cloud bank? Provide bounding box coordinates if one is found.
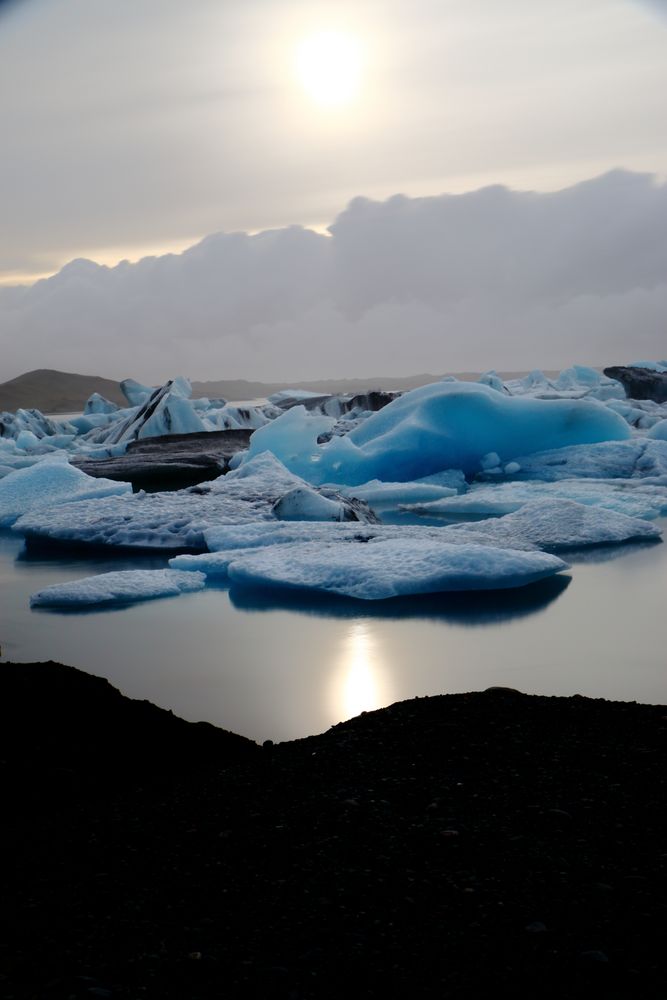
[1,170,666,382]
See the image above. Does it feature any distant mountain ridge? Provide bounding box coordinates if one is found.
[0,368,561,414]
[0,369,128,414]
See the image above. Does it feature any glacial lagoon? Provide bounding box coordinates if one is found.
[2,523,666,743]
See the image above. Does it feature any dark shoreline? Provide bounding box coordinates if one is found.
[1,661,666,998]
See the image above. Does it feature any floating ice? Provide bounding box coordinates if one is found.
[648,420,667,441]
[509,438,667,483]
[225,539,567,600]
[120,378,155,407]
[83,393,119,415]
[171,519,537,577]
[0,456,132,526]
[404,478,667,521]
[0,407,66,442]
[30,569,206,608]
[103,380,206,445]
[450,499,661,550]
[272,485,376,522]
[241,381,630,485]
[339,478,460,509]
[12,452,354,551]
[169,496,658,583]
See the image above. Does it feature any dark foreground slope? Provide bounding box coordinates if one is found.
[1,662,665,999]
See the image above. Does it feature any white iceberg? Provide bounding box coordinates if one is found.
[450,499,661,550]
[12,453,351,551]
[647,420,667,441]
[225,539,567,600]
[272,485,376,522]
[171,520,539,578]
[508,438,667,483]
[30,568,206,608]
[0,456,132,527]
[403,479,667,521]
[339,478,461,509]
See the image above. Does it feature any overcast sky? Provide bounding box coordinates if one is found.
[1,0,666,379]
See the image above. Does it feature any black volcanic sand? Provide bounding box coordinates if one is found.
[1,663,666,999]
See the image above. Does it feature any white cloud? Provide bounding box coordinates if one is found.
[1,170,666,381]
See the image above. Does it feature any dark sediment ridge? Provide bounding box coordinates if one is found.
[72,429,253,491]
[1,662,665,999]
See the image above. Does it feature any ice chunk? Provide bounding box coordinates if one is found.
[84,393,119,415]
[628,360,667,373]
[200,519,535,556]
[272,485,377,522]
[0,407,63,442]
[30,569,206,608]
[0,456,132,527]
[120,378,155,406]
[241,405,336,480]
[404,478,667,521]
[251,381,630,486]
[511,438,667,483]
[14,430,41,452]
[339,479,458,509]
[171,496,657,582]
[648,420,667,441]
[477,371,506,393]
[13,453,325,551]
[104,381,205,444]
[226,539,567,600]
[268,389,326,406]
[451,499,661,550]
[480,452,501,471]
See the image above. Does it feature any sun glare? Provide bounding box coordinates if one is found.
[295,31,363,108]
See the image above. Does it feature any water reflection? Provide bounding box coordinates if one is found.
[556,538,662,566]
[229,574,571,626]
[330,621,392,720]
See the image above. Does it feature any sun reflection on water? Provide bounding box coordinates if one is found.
[330,621,391,722]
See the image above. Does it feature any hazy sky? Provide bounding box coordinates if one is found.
[1,0,666,379]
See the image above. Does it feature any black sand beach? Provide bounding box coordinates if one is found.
[1,661,666,998]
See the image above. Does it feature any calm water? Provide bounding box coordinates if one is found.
[1,525,666,742]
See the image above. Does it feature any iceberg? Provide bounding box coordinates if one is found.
[404,478,667,521]
[339,478,461,510]
[225,539,567,600]
[450,499,661,550]
[0,456,132,527]
[647,420,667,441]
[170,519,540,577]
[103,379,205,445]
[169,496,658,583]
[83,393,119,415]
[272,485,377,523]
[30,569,206,608]
[508,439,667,483]
[241,381,631,485]
[13,452,369,552]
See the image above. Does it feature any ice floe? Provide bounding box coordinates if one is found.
[0,456,131,527]
[449,499,661,550]
[13,452,375,551]
[506,439,667,484]
[30,569,206,608]
[168,498,657,590]
[224,539,567,600]
[403,478,667,521]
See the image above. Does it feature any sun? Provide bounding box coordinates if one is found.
[295,31,363,109]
